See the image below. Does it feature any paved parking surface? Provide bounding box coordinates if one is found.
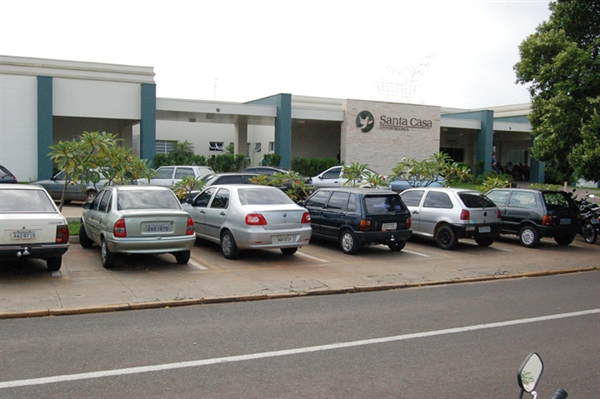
[1,208,598,318]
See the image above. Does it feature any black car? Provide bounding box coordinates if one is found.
[486,188,580,247]
[0,165,17,184]
[300,188,412,254]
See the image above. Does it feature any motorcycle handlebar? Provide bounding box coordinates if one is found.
[549,389,568,399]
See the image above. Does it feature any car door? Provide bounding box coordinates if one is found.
[186,187,217,237]
[400,190,425,232]
[203,188,230,240]
[150,167,175,187]
[504,190,537,233]
[314,167,343,189]
[420,191,454,236]
[174,167,196,185]
[85,189,112,243]
[320,191,350,239]
[303,190,331,236]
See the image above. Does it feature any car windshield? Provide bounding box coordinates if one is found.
[364,195,405,214]
[238,188,294,205]
[0,189,57,213]
[117,190,181,210]
[458,192,495,208]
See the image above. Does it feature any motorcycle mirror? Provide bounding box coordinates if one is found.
[518,352,544,393]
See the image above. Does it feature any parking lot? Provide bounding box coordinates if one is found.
[1,202,598,317]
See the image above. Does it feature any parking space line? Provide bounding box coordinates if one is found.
[296,252,329,263]
[491,246,513,252]
[188,259,208,270]
[402,249,430,257]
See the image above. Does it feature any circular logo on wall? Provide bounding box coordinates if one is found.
[356,110,375,133]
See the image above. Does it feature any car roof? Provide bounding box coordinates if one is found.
[0,184,43,190]
[400,187,477,194]
[487,188,560,194]
[110,185,172,191]
[315,187,396,195]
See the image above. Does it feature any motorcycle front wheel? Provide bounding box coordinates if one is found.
[582,223,598,244]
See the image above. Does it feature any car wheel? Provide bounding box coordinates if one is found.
[85,190,97,204]
[388,241,406,251]
[436,225,457,250]
[554,233,576,246]
[220,231,240,260]
[46,256,62,272]
[519,225,540,248]
[79,224,94,248]
[339,230,359,255]
[475,237,495,247]
[101,238,117,268]
[280,247,298,256]
[581,223,598,244]
[174,250,191,264]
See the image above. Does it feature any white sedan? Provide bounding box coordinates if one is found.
[0,184,70,271]
[183,185,312,259]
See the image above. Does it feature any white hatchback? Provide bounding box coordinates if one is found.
[0,184,70,271]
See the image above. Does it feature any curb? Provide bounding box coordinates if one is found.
[1,267,597,319]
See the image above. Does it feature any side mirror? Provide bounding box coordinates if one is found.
[82,202,92,210]
[518,352,544,393]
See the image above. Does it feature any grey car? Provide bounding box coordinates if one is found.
[138,165,215,188]
[183,185,312,259]
[311,166,383,190]
[33,170,107,203]
[79,185,196,268]
[400,187,502,249]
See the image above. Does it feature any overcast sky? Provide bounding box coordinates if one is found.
[0,0,552,109]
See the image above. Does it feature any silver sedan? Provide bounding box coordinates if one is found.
[79,185,196,268]
[183,185,312,259]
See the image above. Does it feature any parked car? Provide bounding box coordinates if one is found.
[400,187,502,249]
[183,185,312,259]
[79,185,196,268]
[0,184,69,271]
[239,166,288,176]
[485,188,580,247]
[33,170,106,203]
[138,165,215,187]
[300,188,412,254]
[311,166,383,190]
[0,165,17,184]
[389,174,445,193]
[185,173,259,201]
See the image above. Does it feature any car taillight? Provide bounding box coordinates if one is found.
[542,215,552,226]
[301,212,311,224]
[186,217,195,235]
[55,225,69,243]
[497,209,502,219]
[359,219,372,231]
[246,213,267,226]
[460,210,470,220]
[114,219,127,237]
[406,218,412,229]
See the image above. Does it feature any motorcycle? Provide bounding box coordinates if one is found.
[518,352,568,399]
[570,190,599,244]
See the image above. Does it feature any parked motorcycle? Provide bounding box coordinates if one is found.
[518,352,568,399]
[572,191,600,244]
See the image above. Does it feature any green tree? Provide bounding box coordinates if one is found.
[341,162,369,187]
[389,153,472,188]
[514,0,600,182]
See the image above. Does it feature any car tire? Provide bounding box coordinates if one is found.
[174,250,191,264]
[581,223,598,244]
[475,237,495,247]
[388,241,406,251]
[339,230,359,255]
[554,233,576,246]
[46,256,62,272]
[101,238,117,268]
[220,230,240,260]
[436,225,458,250]
[519,225,540,248]
[85,190,97,204]
[280,247,298,256]
[79,224,94,248]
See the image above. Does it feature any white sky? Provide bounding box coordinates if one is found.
[0,0,551,109]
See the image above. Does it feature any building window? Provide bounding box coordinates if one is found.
[156,140,176,155]
[440,148,464,163]
[246,143,250,157]
[209,142,224,151]
[254,143,262,153]
[269,142,274,152]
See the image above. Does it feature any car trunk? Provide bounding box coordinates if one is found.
[1,213,65,243]
[120,210,189,237]
[247,205,307,231]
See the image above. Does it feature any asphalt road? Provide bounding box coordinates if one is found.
[0,272,598,398]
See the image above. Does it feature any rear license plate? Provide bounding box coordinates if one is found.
[478,226,491,233]
[591,218,599,225]
[12,230,37,239]
[145,223,171,233]
[560,218,571,225]
[276,235,293,243]
[381,223,397,231]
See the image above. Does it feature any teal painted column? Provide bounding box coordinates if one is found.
[247,94,292,169]
[37,76,53,180]
[140,83,157,167]
[476,110,495,175]
[529,136,545,183]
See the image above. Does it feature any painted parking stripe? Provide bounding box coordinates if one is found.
[1,309,597,389]
[296,252,329,263]
[188,259,208,270]
[401,249,430,257]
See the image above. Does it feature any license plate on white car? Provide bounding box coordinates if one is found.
[11,230,37,239]
[145,223,171,233]
[478,226,491,233]
[276,235,293,243]
[382,223,397,231]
